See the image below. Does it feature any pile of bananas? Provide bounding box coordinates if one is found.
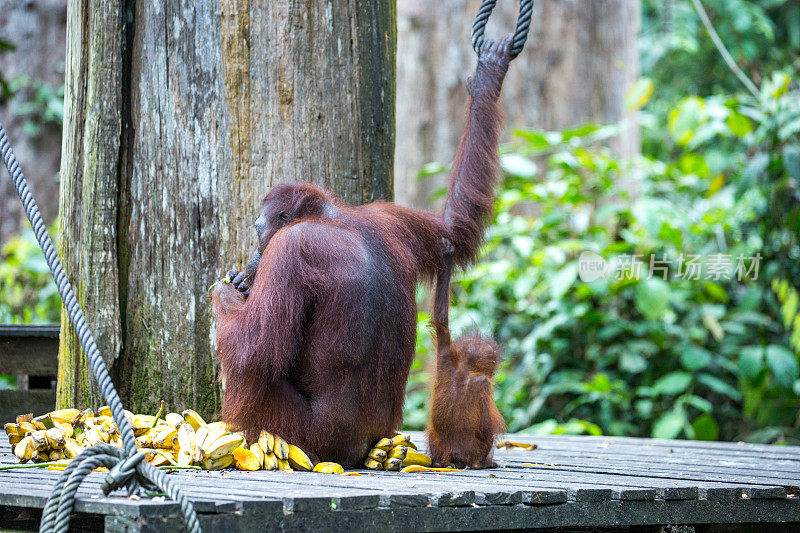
[3,407,321,472]
[363,433,432,472]
[4,408,439,475]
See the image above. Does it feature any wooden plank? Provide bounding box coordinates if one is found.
[0,324,59,375]
[0,390,55,425]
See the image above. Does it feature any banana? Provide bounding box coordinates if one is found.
[200,427,227,457]
[31,430,48,451]
[177,423,196,453]
[133,415,156,436]
[367,448,387,462]
[193,426,209,462]
[363,458,383,470]
[400,465,460,473]
[49,450,64,462]
[14,436,33,462]
[59,422,74,438]
[287,444,313,471]
[48,408,82,425]
[146,450,171,467]
[233,447,261,471]
[272,435,289,460]
[30,451,45,463]
[277,458,293,471]
[64,440,82,459]
[202,454,234,470]
[45,427,66,449]
[83,428,103,447]
[383,457,402,471]
[16,413,33,424]
[97,405,112,417]
[373,437,392,451]
[165,412,184,428]
[181,409,207,430]
[313,462,344,474]
[177,450,194,467]
[390,434,414,449]
[205,434,245,461]
[18,421,36,434]
[249,443,265,469]
[76,408,94,424]
[206,421,228,433]
[401,450,432,467]
[496,440,536,451]
[262,452,279,470]
[8,434,22,446]
[153,427,178,449]
[30,416,47,431]
[4,423,22,437]
[388,446,407,461]
[257,430,275,455]
[109,435,123,448]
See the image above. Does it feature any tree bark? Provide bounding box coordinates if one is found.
[395,0,640,209]
[0,0,66,244]
[56,0,395,419]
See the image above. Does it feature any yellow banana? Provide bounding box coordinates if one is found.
[400,465,460,473]
[249,443,265,469]
[48,408,82,425]
[59,422,74,438]
[272,435,289,460]
[153,427,178,449]
[97,406,112,417]
[177,423,196,453]
[18,421,36,434]
[4,423,22,437]
[373,437,392,451]
[390,434,414,448]
[83,428,104,447]
[262,452,279,470]
[258,430,275,455]
[8,434,22,446]
[181,409,207,430]
[383,457,402,471]
[31,430,48,451]
[401,450,432,467]
[388,446,407,460]
[233,447,261,471]
[193,426,209,462]
[363,458,383,470]
[14,436,33,462]
[368,448,387,461]
[177,450,194,467]
[205,434,245,461]
[287,444,313,471]
[165,412,184,428]
[202,454,234,470]
[206,421,228,433]
[45,427,66,449]
[277,458,293,471]
[15,413,33,424]
[49,450,64,462]
[133,415,156,436]
[313,462,344,474]
[64,440,82,459]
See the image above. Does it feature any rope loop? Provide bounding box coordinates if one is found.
[103,451,146,495]
[472,0,534,59]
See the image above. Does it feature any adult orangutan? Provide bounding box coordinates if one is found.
[212,36,513,467]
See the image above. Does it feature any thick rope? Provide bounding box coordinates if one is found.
[472,0,534,59]
[0,121,200,533]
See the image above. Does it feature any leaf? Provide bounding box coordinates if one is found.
[500,154,537,179]
[725,112,753,137]
[635,279,671,321]
[652,409,687,439]
[691,414,719,441]
[765,345,800,388]
[697,374,742,401]
[625,77,654,111]
[668,97,706,146]
[680,346,712,371]
[653,372,692,396]
[783,145,800,180]
[549,262,578,300]
[738,346,765,379]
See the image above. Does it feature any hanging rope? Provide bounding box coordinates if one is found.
[472,0,534,59]
[0,121,200,533]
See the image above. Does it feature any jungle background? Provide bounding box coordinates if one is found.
[1,0,798,445]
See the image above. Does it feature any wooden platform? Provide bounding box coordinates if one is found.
[1,432,798,532]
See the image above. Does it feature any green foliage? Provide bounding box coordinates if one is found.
[404,71,800,445]
[0,228,60,324]
[7,75,65,136]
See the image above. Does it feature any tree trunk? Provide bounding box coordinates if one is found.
[0,0,66,244]
[56,0,395,419]
[395,0,640,209]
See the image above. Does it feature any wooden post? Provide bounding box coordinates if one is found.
[56,0,396,418]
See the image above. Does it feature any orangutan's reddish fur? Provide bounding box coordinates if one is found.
[425,240,505,468]
[212,38,512,467]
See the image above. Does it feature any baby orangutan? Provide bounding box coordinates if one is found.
[426,238,505,469]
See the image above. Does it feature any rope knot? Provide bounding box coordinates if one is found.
[102,451,146,495]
